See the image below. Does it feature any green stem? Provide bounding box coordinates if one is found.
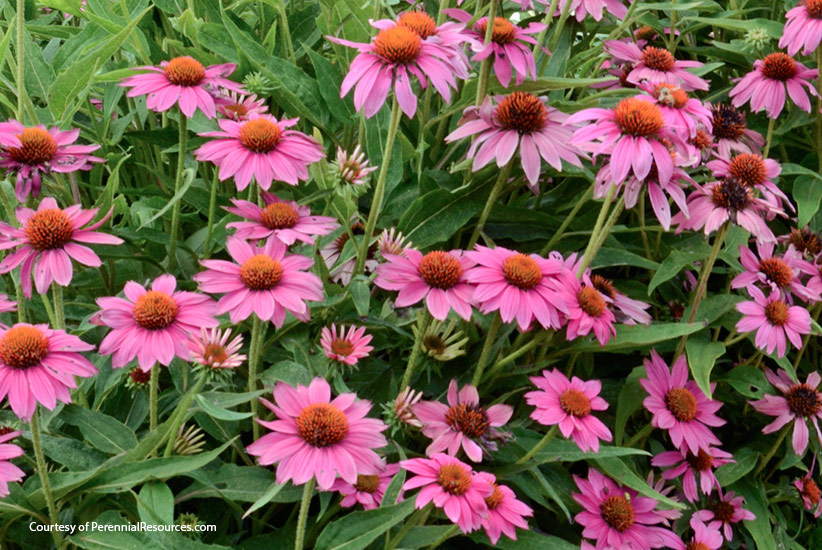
[40,292,58,327]
[516,425,558,465]
[531,0,560,60]
[540,183,593,255]
[168,115,187,272]
[149,365,159,435]
[753,424,790,476]
[401,311,432,390]
[471,313,502,387]
[355,97,402,275]
[163,372,208,457]
[16,0,24,119]
[248,316,266,440]
[426,524,459,550]
[483,331,550,385]
[474,0,498,105]
[203,169,220,258]
[53,285,65,330]
[625,423,653,448]
[467,159,514,249]
[549,0,573,51]
[31,411,64,548]
[278,0,296,63]
[576,185,616,277]
[294,478,315,550]
[385,505,431,550]
[763,117,775,158]
[15,284,25,324]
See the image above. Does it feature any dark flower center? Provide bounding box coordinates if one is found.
[423,334,447,355]
[334,222,365,253]
[600,495,635,532]
[495,91,548,134]
[502,253,542,290]
[711,500,735,523]
[614,97,664,137]
[559,388,592,417]
[664,387,698,421]
[801,477,821,502]
[686,543,711,550]
[133,291,179,330]
[437,463,472,495]
[202,343,229,366]
[759,257,793,288]
[577,287,607,318]
[8,128,58,165]
[729,153,766,187]
[685,449,714,471]
[788,227,821,256]
[635,26,657,41]
[260,202,299,230]
[224,103,248,117]
[418,251,463,289]
[786,384,822,417]
[807,0,822,18]
[590,274,616,299]
[164,56,206,86]
[397,11,438,39]
[711,104,747,140]
[129,366,152,385]
[240,254,284,291]
[239,118,282,153]
[690,129,714,151]
[764,300,790,327]
[445,403,489,438]
[761,53,797,81]
[24,209,74,250]
[474,17,517,45]
[296,403,349,447]
[641,46,676,72]
[485,484,504,510]
[711,177,752,211]
[655,83,689,109]
[0,326,49,369]
[330,338,355,357]
[373,27,422,64]
[354,474,381,493]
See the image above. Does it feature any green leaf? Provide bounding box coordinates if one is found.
[138,166,196,229]
[242,480,288,519]
[305,46,354,124]
[178,464,302,505]
[194,394,254,421]
[561,322,703,353]
[721,365,770,399]
[59,405,138,455]
[398,183,491,248]
[595,457,685,509]
[614,367,645,446]
[648,242,711,295]
[715,447,758,486]
[793,175,822,227]
[315,498,416,550]
[686,338,725,398]
[349,275,370,316]
[591,247,660,270]
[735,479,777,550]
[137,481,174,525]
[469,529,579,550]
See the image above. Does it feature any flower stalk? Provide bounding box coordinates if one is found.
[471,313,502,386]
[163,371,209,457]
[467,158,515,249]
[248,315,266,440]
[294,478,316,550]
[401,310,432,390]
[31,410,64,548]
[168,114,188,272]
[516,424,558,465]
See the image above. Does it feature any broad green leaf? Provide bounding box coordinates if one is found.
[40,434,107,471]
[614,366,645,446]
[242,480,288,519]
[715,447,758,486]
[721,365,770,399]
[686,338,725,398]
[315,498,416,550]
[735,479,777,550]
[398,183,491,248]
[595,457,685,509]
[592,247,660,270]
[137,481,174,525]
[59,405,138,455]
[194,394,254,421]
[178,464,302,505]
[305,46,354,124]
[648,242,711,295]
[561,322,702,353]
[349,275,370,316]
[793,175,822,227]
[469,529,579,550]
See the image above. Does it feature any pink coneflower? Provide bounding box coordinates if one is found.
[708,103,764,159]
[215,91,268,121]
[750,368,822,456]
[0,198,123,298]
[707,153,792,214]
[651,447,733,502]
[795,456,821,517]
[330,463,400,510]
[377,228,411,257]
[729,53,817,119]
[445,92,583,185]
[692,491,755,541]
[640,350,725,454]
[588,274,652,325]
[195,114,324,191]
[558,272,617,346]
[247,377,388,490]
[327,19,464,118]
[120,57,243,118]
[554,0,629,22]
[735,288,811,358]
[391,386,424,429]
[185,327,246,370]
[785,226,822,259]
[641,82,712,138]
[684,519,723,550]
[731,242,820,302]
[603,41,708,91]
[194,237,323,326]
[96,274,218,371]
[225,193,337,245]
[336,145,377,186]
[465,245,567,331]
[473,471,533,544]
[671,177,782,243]
[387,11,472,77]
[320,222,378,286]
[320,324,373,366]
[0,429,24,497]
[446,10,545,88]
[0,120,104,201]
[573,468,686,550]
[568,96,684,187]
[780,0,822,56]
[374,249,475,321]
[401,453,493,533]
[412,379,512,462]
[525,369,612,453]
[0,323,96,421]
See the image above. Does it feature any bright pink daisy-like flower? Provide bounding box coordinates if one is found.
[640,350,725,454]
[553,0,629,22]
[329,463,400,510]
[225,193,338,245]
[573,468,686,550]
[374,248,475,321]
[794,456,821,517]
[120,56,243,118]
[320,324,373,366]
[603,40,708,91]
[0,197,122,299]
[568,96,685,187]
[185,327,246,370]
[412,380,512,463]
[750,368,822,456]
[446,10,545,87]
[0,430,24,497]
[684,519,723,550]
[0,323,96,421]
[195,114,324,191]
[465,245,567,331]
[640,82,712,139]
[247,377,388,490]
[708,103,764,159]
[692,491,755,541]
[729,53,818,119]
[473,471,533,544]
[651,446,733,502]
[401,453,493,533]
[780,0,822,56]
[525,369,612,453]
[731,242,820,302]
[445,92,583,185]
[327,18,464,118]
[336,145,378,186]
[587,273,652,325]
[671,178,783,243]
[735,288,811,358]
[707,153,792,215]
[557,272,617,346]
[215,91,268,121]
[380,11,472,77]
[96,274,218,371]
[0,120,104,201]
[194,237,323,327]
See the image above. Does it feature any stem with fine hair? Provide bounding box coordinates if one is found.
[16,0,24,119]
[354,97,402,275]
[401,311,432,390]
[763,117,776,158]
[168,115,188,272]
[149,365,159,436]
[753,424,790,476]
[549,0,573,52]
[576,185,617,277]
[203,169,220,258]
[467,158,514,249]
[31,410,65,548]
[294,478,316,550]
[248,316,266,440]
[53,285,65,330]
[516,425,558,465]
[474,0,498,105]
[471,313,502,386]
[540,182,594,255]
[163,371,208,457]
[278,0,296,63]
